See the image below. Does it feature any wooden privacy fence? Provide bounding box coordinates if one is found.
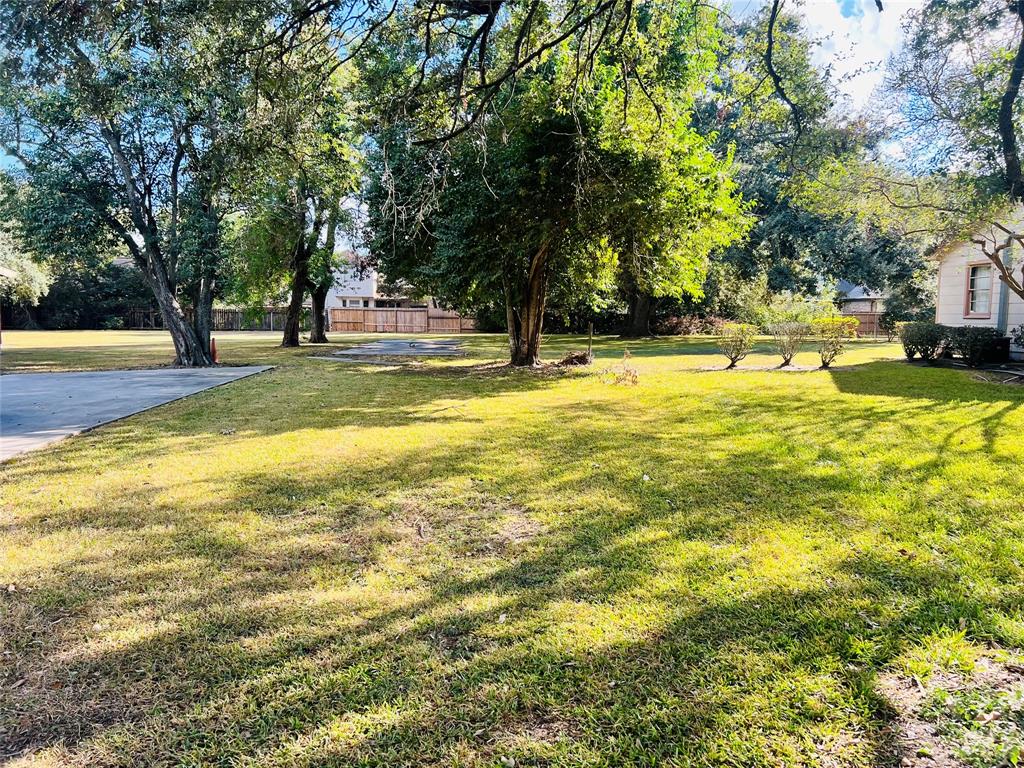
[127,307,308,331]
[329,307,476,333]
[845,312,884,338]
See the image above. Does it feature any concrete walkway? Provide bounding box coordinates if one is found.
[332,338,465,358]
[0,366,269,461]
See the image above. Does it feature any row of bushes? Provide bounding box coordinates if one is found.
[717,317,860,369]
[897,322,1008,368]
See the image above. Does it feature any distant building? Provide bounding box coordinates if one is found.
[324,252,428,311]
[324,252,474,333]
[836,279,886,336]
[836,279,886,315]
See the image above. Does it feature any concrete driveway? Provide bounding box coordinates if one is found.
[0,366,269,461]
[332,338,465,358]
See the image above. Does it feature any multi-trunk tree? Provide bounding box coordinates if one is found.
[226,65,359,348]
[0,0,317,365]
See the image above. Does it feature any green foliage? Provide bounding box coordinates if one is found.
[879,290,935,342]
[767,321,811,367]
[757,291,835,327]
[363,29,749,361]
[33,261,154,330]
[716,322,757,368]
[0,224,50,305]
[889,0,1022,187]
[812,316,860,368]
[948,326,1004,368]
[686,6,928,316]
[1012,324,1024,348]
[898,321,949,362]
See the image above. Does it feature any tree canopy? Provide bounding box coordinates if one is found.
[363,5,749,363]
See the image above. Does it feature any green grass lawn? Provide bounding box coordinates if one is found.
[2,332,1023,767]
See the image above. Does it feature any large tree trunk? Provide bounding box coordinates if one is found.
[309,283,329,343]
[999,3,1024,202]
[282,243,310,348]
[155,286,210,366]
[506,246,548,366]
[142,243,211,367]
[192,273,215,359]
[100,124,211,366]
[621,292,652,337]
[20,304,41,330]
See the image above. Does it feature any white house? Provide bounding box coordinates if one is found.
[934,213,1024,360]
[324,252,428,311]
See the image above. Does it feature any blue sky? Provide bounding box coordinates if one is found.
[793,0,924,110]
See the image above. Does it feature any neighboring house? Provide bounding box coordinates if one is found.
[933,212,1024,360]
[836,279,887,336]
[836,279,886,315]
[324,251,475,333]
[324,252,428,311]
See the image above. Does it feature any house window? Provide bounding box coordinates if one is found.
[965,263,992,317]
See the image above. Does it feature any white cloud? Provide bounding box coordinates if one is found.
[796,0,925,111]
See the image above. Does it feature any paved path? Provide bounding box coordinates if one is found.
[332,338,465,358]
[0,366,270,461]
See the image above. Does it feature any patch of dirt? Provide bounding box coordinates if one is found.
[479,715,582,753]
[876,656,1024,768]
[877,672,964,768]
[387,493,544,556]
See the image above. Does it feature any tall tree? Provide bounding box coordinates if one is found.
[0,0,304,364]
[804,0,1024,303]
[676,5,932,322]
[364,5,748,364]
[226,64,358,348]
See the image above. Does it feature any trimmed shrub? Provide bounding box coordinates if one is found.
[898,321,948,362]
[717,323,757,369]
[1011,324,1024,348]
[948,326,1004,368]
[768,321,811,366]
[878,311,901,342]
[813,316,860,368]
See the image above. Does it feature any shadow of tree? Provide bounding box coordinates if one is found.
[2,357,1023,766]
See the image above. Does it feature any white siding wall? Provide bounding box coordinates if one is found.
[935,242,1024,358]
[324,262,378,311]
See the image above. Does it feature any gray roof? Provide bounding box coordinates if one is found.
[836,279,885,302]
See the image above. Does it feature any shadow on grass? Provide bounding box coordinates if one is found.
[2,359,1023,765]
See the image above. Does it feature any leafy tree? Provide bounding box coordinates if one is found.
[0,223,50,308]
[363,6,748,365]
[31,262,155,330]
[803,0,1024,304]
[227,59,360,346]
[681,7,930,323]
[0,0,316,365]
